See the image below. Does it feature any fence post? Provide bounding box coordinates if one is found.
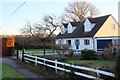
[44,57,46,65]
[18,51,22,60]
[18,51,20,59]
[35,56,37,66]
[16,49,19,59]
[22,48,25,62]
[55,59,58,73]
[21,52,22,60]
[96,67,100,79]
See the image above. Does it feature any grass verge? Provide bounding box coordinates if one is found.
[17,61,61,79]
[14,49,53,55]
[1,63,25,79]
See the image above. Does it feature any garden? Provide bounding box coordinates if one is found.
[15,46,116,73]
[15,45,117,80]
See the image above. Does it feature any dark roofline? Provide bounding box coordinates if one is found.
[56,14,111,39]
[89,14,111,19]
[62,14,111,26]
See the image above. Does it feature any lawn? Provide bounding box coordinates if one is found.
[0,63,25,79]
[14,49,53,55]
[42,55,115,71]
[25,52,53,54]
[26,49,53,54]
[67,60,115,70]
[25,49,52,51]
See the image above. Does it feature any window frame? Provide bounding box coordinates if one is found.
[67,40,71,45]
[111,24,116,30]
[84,39,90,45]
[58,40,62,44]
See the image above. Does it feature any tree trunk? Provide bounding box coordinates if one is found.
[43,41,46,57]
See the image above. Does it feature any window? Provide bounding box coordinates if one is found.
[58,40,62,44]
[111,24,116,30]
[84,39,90,45]
[68,23,73,33]
[84,19,91,32]
[67,40,71,45]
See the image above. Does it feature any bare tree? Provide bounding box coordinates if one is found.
[61,1,100,22]
[21,14,61,56]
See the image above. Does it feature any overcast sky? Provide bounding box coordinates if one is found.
[0,0,119,35]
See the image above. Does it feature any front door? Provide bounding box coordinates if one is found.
[75,40,79,49]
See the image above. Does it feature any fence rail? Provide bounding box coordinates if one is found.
[19,53,115,79]
[19,50,81,55]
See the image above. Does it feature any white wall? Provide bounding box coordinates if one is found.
[80,38,93,50]
[56,40,58,44]
[56,37,94,51]
[94,38,97,51]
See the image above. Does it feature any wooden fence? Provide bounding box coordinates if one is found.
[18,53,115,80]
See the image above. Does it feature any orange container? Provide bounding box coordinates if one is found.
[1,37,14,56]
[6,37,14,47]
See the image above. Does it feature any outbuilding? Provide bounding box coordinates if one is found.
[1,37,14,56]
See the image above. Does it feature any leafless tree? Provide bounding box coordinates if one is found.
[61,1,100,22]
[21,14,61,56]
[15,35,34,49]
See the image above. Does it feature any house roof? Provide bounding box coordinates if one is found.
[56,14,110,39]
[63,22,79,28]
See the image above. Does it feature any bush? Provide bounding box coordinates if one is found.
[101,49,115,61]
[51,44,70,55]
[81,49,96,60]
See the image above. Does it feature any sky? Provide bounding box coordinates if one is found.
[0,0,119,35]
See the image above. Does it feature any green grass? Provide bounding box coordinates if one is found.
[1,63,25,78]
[25,49,52,51]
[25,51,53,54]
[67,60,115,68]
[14,49,53,55]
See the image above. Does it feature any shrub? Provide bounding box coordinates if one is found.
[65,49,74,57]
[81,49,96,60]
[51,44,70,55]
[101,49,115,61]
[51,44,61,51]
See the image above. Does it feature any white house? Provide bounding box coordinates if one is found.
[56,14,120,51]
